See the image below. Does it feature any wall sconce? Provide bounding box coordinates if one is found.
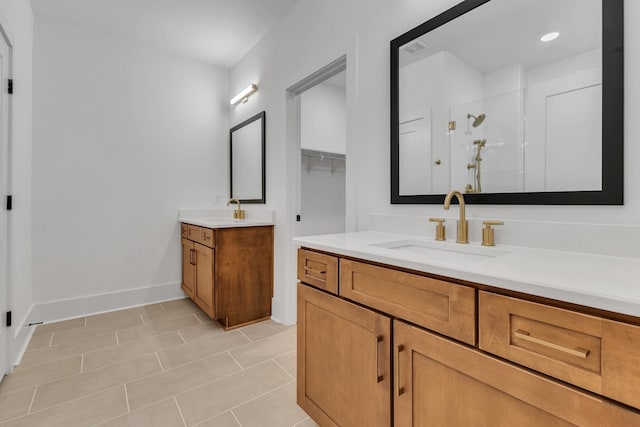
[230,84,258,105]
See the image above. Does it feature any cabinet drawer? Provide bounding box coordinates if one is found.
[184,224,215,248]
[340,259,475,345]
[297,249,338,294]
[479,291,640,410]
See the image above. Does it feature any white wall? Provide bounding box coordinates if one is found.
[31,16,229,320]
[301,81,346,154]
[229,0,640,325]
[0,0,33,367]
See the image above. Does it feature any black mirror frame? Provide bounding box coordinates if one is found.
[230,110,266,204]
[390,0,623,205]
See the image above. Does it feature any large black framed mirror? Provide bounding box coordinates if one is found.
[230,111,266,203]
[391,0,623,204]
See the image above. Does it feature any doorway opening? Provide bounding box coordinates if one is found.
[286,55,347,238]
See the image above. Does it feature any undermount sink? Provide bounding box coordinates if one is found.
[371,239,508,261]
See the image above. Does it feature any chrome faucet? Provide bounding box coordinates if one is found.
[443,190,468,243]
[227,198,245,220]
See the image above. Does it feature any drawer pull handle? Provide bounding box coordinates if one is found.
[189,249,196,265]
[395,344,405,396]
[375,335,383,383]
[304,266,326,275]
[514,329,590,359]
[204,235,210,240]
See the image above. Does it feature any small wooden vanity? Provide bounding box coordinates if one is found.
[181,222,273,330]
[296,247,640,426]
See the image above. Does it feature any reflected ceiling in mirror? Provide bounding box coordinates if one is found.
[390,0,623,204]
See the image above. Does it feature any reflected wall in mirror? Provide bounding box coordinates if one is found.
[230,111,266,203]
[391,0,623,204]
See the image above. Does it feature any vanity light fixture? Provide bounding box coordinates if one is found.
[230,84,258,105]
[540,32,559,42]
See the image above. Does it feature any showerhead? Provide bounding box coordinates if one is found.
[467,113,486,128]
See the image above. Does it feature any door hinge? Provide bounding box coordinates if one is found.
[6,311,11,327]
[6,195,11,210]
[7,78,12,94]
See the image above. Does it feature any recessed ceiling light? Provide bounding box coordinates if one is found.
[540,32,559,42]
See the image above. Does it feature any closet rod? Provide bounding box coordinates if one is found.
[301,149,345,161]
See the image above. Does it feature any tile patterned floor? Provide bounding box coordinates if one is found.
[0,299,318,427]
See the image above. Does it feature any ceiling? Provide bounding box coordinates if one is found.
[30,0,300,69]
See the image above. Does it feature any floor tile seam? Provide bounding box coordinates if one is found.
[51,320,150,346]
[176,328,225,345]
[272,357,296,381]
[192,313,204,325]
[124,383,131,412]
[227,351,244,371]
[230,347,298,372]
[48,332,55,347]
[229,409,242,427]
[191,379,296,426]
[31,352,164,397]
[0,384,126,423]
[177,329,187,345]
[155,352,165,372]
[3,355,85,389]
[81,332,189,372]
[0,388,36,425]
[143,311,202,326]
[174,396,188,427]
[23,330,119,360]
[237,328,253,343]
[115,313,204,343]
[26,386,37,414]
[80,353,84,373]
[292,417,313,427]
[165,359,279,407]
[89,396,177,427]
[156,336,256,371]
[245,327,297,344]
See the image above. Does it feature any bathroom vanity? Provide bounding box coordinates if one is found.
[295,232,640,426]
[180,215,274,330]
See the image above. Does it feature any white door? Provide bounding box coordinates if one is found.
[0,29,11,380]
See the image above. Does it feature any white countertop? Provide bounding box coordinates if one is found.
[179,208,274,229]
[294,231,640,317]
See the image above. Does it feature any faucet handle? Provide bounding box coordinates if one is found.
[429,218,446,241]
[482,220,504,246]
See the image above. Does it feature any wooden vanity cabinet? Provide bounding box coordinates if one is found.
[394,320,638,426]
[181,223,273,329]
[297,283,391,427]
[296,248,640,426]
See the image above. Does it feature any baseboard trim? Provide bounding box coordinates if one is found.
[28,281,186,326]
[9,304,36,370]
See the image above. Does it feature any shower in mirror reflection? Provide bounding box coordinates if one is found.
[465,112,485,134]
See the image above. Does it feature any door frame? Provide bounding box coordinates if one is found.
[283,56,348,324]
[0,19,13,380]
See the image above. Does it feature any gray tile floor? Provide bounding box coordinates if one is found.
[0,299,318,427]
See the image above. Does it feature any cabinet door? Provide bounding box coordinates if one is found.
[297,283,391,427]
[394,320,638,426]
[193,242,215,319]
[181,238,195,298]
